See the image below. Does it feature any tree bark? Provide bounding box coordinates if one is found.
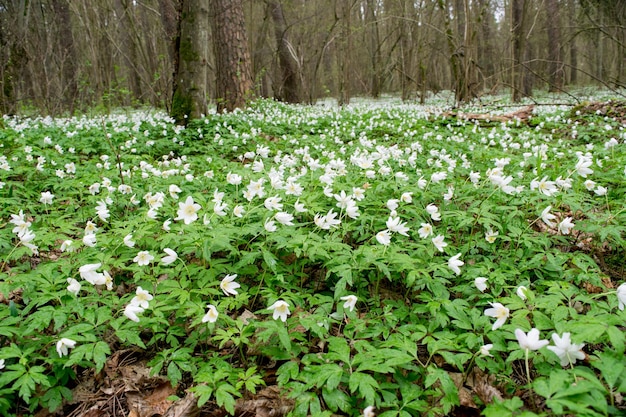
[267,0,301,103]
[211,0,254,112]
[50,0,78,113]
[172,0,209,123]
[546,0,563,91]
[511,0,531,101]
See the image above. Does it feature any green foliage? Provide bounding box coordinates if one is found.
[0,97,625,416]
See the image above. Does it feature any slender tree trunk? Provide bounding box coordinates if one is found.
[50,0,77,113]
[212,0,254,112]
[336,0,351,106]
[172,0,209,123]
[365,0,381,98]
[546,0,563,91]
[400,0,414,101]
[567,0,578,84]
[511,0,530,101]
[267,0,301,103]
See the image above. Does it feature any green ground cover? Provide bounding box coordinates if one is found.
[0,96,625,416]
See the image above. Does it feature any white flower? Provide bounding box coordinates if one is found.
[386,199,400,212]
[479,344,493,357]
[515,328,549,351]
[400,192,413,203]
[168,184,182,199]
[60,240,74,253]
[175,196,201,224]
[386,216,409,236]
[485,229,499,243]
[584,179,596,190]
[432,235,447,252]
[130,286,153,309]
[264,195,283,211]
[447,253,464,275]
[268,300,291,322]
[376,229,391,246]
[275,212,294,226]
[363,405,376,417]
[0,359,4,369]
[531,176,558,197]
[56,338,77,357]
[161,248,178,265]
[82,233,96,247]
[79,263,106,285]
[202,304,219,323]
[123,233,135,248]
[594,186,607,196]
[124,304,144,322]
[418,223,433,239]
[40,191,54,205]
[66,278,81,296]
[547,332,585,367]
[220,274,240,296]
[484,302,509,330]
[558,217,575,235]
[575,156,594,177]
[340,295,358,312]
[294,200,307,213]
[162,219,172,231]
[264,218,277,232]
[233,205,245,218]
[133,251,154,266]
[541,206,557,228]
[516,285,529,300]
[616,283,626,310]
[426,204,441,221]
[474,277,488,292]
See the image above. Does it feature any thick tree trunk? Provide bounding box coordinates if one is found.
[172,0,209,123]
[546,0,563,91]
[212,0,254,112]
[267,1,301,103]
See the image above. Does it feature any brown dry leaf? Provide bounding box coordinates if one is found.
[470,368,504,405]
[448,372,477,409]
[127,382,176,417]
[164,393,200,417]
[238,309,258,324]
[234,385,294,417]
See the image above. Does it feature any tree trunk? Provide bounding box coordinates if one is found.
[336,0,351,106]
[365,0,381,98]
[267,1,301,103]
[567,0,577,84]
[400,0,414,101]
[511,0,531,101]
[172,0,209,123]
[50,0,78,113]
[212,0,254,112]
[546,0,563,91]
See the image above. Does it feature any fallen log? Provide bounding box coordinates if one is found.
[442,104,535,124]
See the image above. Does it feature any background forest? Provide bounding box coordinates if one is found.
[0,0,625,117]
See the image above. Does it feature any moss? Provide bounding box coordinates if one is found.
[171,88,194,125]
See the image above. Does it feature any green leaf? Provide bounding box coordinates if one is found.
[606,325,625,354]
[116,329,147,348]
[326,337,351,364]
[167,361,182,387]
[322,386,351,413]
[215,383,239,415]
[277,360,299,385]
[349,371,378,405]
[92,341,111,373]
